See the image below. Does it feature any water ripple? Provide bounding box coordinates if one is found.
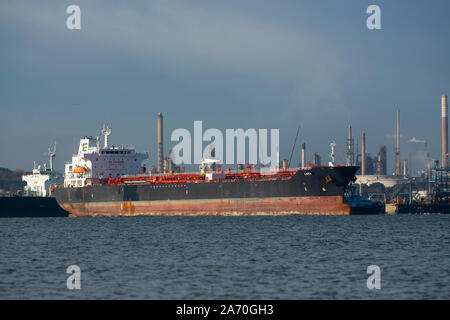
[0,215,449,299]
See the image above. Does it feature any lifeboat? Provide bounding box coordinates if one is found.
[74,166,86,173]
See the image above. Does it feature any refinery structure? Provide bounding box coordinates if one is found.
[354,109,405,188]
[278,92,450,206]
[351,93,449,207]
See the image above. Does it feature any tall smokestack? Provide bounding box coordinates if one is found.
[361,132,366,175]
[346,125,354,166]
[403,159,408,178]
[395,109,401,176]
[442,94,448,168]
[301,143,306,169]
[157,113,163,173]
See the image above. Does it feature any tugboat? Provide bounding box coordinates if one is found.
[0,143,69,217]
[344,193,385,215]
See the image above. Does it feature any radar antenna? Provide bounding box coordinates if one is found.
[101,124,112,148]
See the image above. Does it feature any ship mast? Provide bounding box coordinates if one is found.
[101,124,112,148]
[47,142,56,172]
[329,140,336,167]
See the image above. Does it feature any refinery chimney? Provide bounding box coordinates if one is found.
[361,132,366,175]
[442,94,448,168]
[157,113,163,173]
[395,109,401,176]
[346,125,354,166]
[403,159,408,178]
[301,143,306,169]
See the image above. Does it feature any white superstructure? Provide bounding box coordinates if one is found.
[64,126,148,187]
[22,143,62,197]
[22,164,52,197]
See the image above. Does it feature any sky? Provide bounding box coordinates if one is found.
[1,0,450,174]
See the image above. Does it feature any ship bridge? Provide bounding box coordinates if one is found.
[64,126,148,188]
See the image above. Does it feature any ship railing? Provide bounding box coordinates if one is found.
[99,167,302,186]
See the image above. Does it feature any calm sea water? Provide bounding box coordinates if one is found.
[0,215,449,299]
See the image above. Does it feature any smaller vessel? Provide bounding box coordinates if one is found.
[0,143,68,218]
[344,194,385,215]
[0,196,69,218]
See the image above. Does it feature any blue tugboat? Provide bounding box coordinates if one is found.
[344,193,385,215]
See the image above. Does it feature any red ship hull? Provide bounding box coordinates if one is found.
[55,166,358,216]
[60,195,351,217]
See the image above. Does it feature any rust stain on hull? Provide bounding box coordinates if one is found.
[61,196,351,217]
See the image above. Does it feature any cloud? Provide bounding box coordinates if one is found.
[385,133,403,141]
[407,137,427,144]
[0,0,344,79]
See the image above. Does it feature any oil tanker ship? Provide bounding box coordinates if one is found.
[53,125,358,216]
